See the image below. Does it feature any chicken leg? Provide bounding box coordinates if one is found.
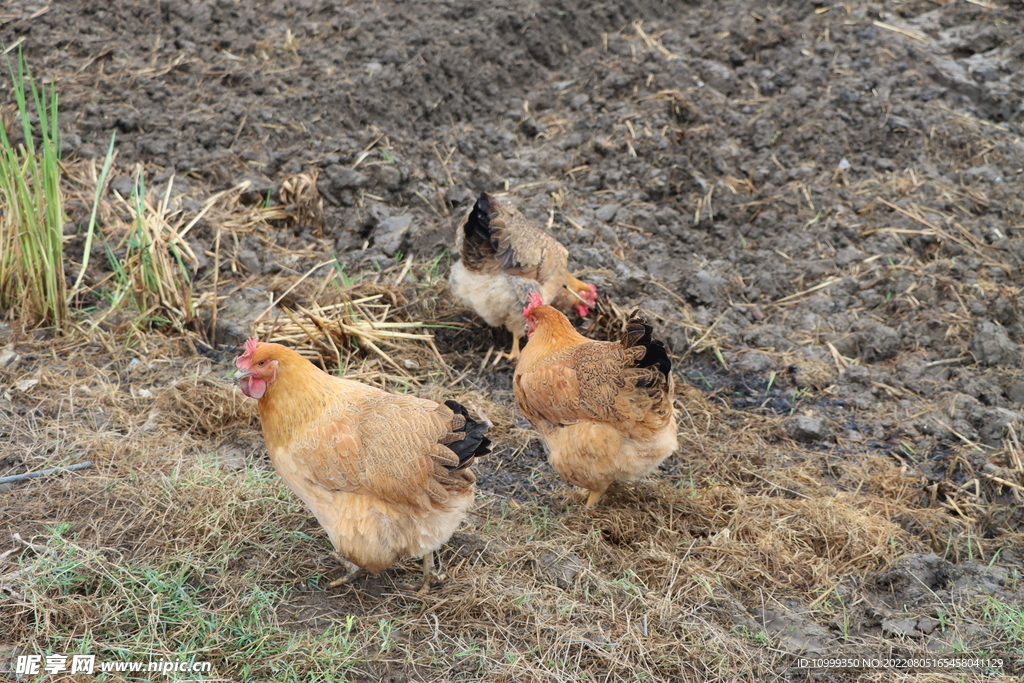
[492,333,521,365]
[326,552,367,588]
[415,551,449,593]
[585,488,607,508]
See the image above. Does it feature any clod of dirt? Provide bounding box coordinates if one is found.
[970,321,1020,366]
[881,617,921,638]
[217,446,248,471]
[756,607,832,655]
[786,415,830,443]
[237,249,264,275]
[916,616,939,635]
[373,215,414,257]
[733,350,774,375]
[203,287,274,346]
[110,175,135,197]
[838,323,901,363]
[446,529,501,561]
[1006,380,1024,405]
[682,268,729,307]
[871,554,952,598]
[537,547,584,590]
[0,347,18,369]
[595,204,620,223]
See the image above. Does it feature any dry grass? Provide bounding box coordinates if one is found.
[2,308,1020,681]
[2,121,1022,679]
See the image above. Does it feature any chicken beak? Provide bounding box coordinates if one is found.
[234,369,255,380]
[562,284,589,305]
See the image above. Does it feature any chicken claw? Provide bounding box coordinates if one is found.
[491,334,521,366]
[326,552,367,588]
[413,552,449,594]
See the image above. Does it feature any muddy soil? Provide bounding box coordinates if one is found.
[3,0,1024,679]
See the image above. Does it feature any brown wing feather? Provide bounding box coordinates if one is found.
[458,192,569,284]
[515,343,647,426]
[292,393,472,509]
[489,202,569,285]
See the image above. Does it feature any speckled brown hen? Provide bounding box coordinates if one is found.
[513,294,677,507]
[449,192,597,360]
[235,339,490,591]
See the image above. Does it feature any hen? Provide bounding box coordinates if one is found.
[513,293,677,507]
[449,192,597,360]
[235,339,490,590]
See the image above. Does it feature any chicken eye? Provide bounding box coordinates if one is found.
[257,360,266,366]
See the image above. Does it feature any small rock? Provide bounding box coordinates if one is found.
[735,350,773,375]
[1005,380,1024,404]
[882,617,920,638]
[373,214,414,257]
[786,415,830,443]
[569,94,589,109]
[236,249,264,274]
[324,164,369,191]
[373,164,403,190]
[970,321,1019,366]
[110,175,136,197]
[595,204,620,223]
[0,347,18,369]
[14,378,38,392]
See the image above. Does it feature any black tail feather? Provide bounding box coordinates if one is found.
[444,399,491,469]
[625,312,672,377]
[460,192,498,267]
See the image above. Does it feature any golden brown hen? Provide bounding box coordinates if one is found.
[235,339,490,590]
[449,192,597,360]
[513,293,677,507]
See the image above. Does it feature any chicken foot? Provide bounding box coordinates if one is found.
[414,551,449,594]
[326,552,368,588]
[585,488,608,508]
[492,333,521,365]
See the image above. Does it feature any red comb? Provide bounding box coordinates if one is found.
[236,337,259,369]
[522,291,544,318]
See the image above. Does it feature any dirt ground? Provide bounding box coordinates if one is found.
[3,0,1024,681]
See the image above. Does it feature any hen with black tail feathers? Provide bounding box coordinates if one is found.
[449,192,598,361]
[513,295,678,508]
[234,339,489,592]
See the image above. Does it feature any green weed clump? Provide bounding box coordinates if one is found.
[0,49,67,327]
[103,169,197,332]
